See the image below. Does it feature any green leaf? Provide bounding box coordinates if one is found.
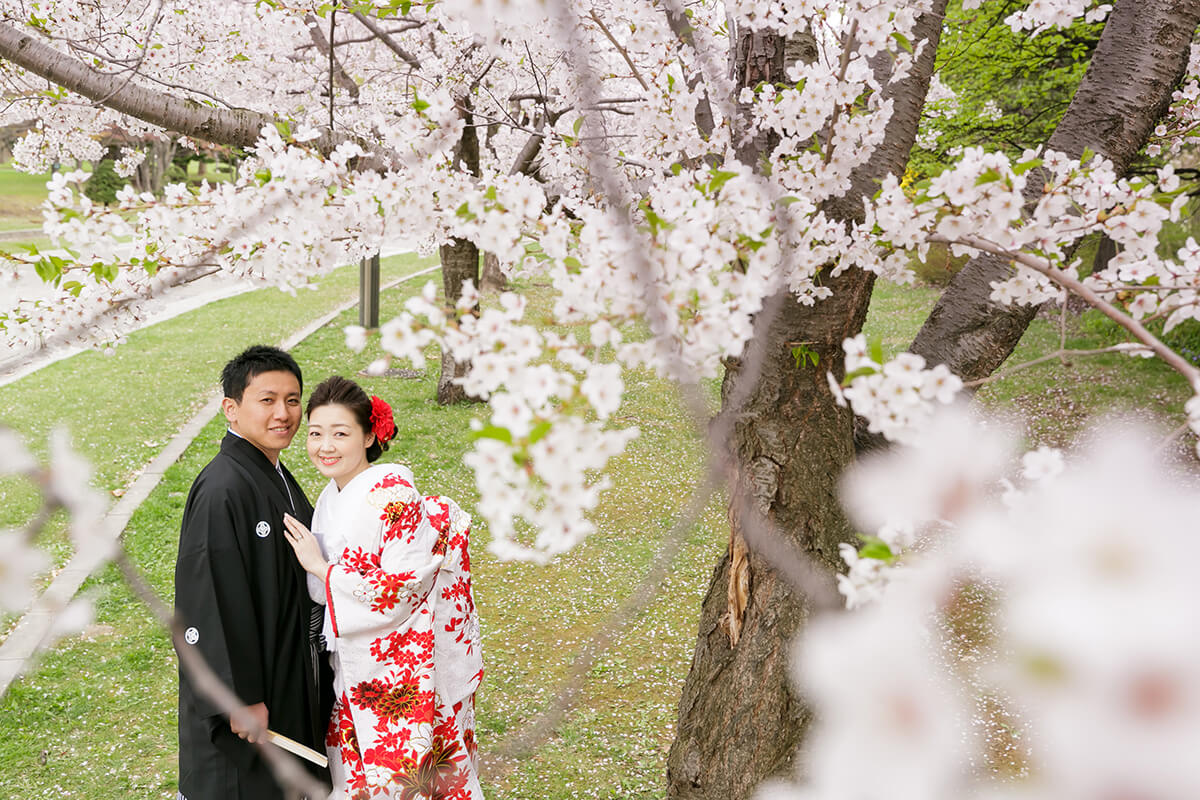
[1013,157,1043,175]
[572,116,584,135]
[527,420,552,445]
[471,425,513,445]
[708,169,738,194]
[867,334,885,365]
[791,344,819,369]
[230,53,249,62]
[892,31,913,53]
[34,258,59,283]
[974,167,1003,186]
[858,537,895,562]
[842,365,877,383]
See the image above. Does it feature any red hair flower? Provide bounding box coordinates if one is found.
[369,395,396,443]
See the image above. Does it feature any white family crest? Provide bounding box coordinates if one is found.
[255,520,271,538]
[184,627,200,645]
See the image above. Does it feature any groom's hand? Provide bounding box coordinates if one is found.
[231,701,269,743]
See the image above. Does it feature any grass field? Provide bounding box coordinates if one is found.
[0,164,52,229]
[0,271,1194,799]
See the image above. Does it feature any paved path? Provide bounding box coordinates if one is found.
[0,257,438,698]
[0,241,416,386]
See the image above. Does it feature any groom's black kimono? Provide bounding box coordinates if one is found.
[175,432,331,800]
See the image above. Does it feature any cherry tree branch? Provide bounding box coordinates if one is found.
[962,345,1153,388]
[305,11,360,101]
[587,10,650,91]
[113,551,328,799]
[0,21,393,167]
[934,232,1200,385]
[659,0,716,138]
[353,11,421,70]
[89,0,166,108]
[823,19,860,166]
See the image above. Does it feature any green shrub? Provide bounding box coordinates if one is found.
[83,159,125,205]
[165,163,188,184]
[1079,308,1200,366]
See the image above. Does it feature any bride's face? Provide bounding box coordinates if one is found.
[306,403,375,489]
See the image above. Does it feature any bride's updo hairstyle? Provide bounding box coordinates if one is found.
[306,375,396,463]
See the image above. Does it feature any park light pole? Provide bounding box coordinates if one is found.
[359,252,380,328]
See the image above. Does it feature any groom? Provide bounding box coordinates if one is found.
[174,345,331,800]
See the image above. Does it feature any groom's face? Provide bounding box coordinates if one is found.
[222,369,302,463]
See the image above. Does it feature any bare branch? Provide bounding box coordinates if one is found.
[294,23,423,50]
[113,552,329,800]
[961,345,1155,388]
[305,11,360,101]
[90,0,166,108]
[587,10,650,91]
[353,11,421,70]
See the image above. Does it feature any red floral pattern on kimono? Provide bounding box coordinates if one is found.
[313,463,483,799]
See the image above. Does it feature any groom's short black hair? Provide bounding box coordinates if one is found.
[221,345,303,401]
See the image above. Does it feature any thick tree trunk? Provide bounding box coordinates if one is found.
[666,7,947,798]
[479,251,508,293]
[133,137,177,194]
[437,237,482,404]
[908,0,1200,384]
[437,97,483,405]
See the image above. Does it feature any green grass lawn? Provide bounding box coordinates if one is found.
[0,163,52,228]
[0,274,1193,799]
[0,157,236,237]
[0,253,435,595]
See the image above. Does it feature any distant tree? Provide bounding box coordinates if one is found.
[911,0,1103,178]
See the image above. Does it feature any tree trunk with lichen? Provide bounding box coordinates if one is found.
[666,7,947,797]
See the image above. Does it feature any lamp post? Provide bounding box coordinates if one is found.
[359,252,380,328]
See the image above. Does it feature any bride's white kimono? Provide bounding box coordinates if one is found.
[308,463,483,799]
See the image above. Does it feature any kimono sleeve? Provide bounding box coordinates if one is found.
[324,469,443,641]
[176,485,265,717]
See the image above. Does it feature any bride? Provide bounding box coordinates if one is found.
[282,375,483,799]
